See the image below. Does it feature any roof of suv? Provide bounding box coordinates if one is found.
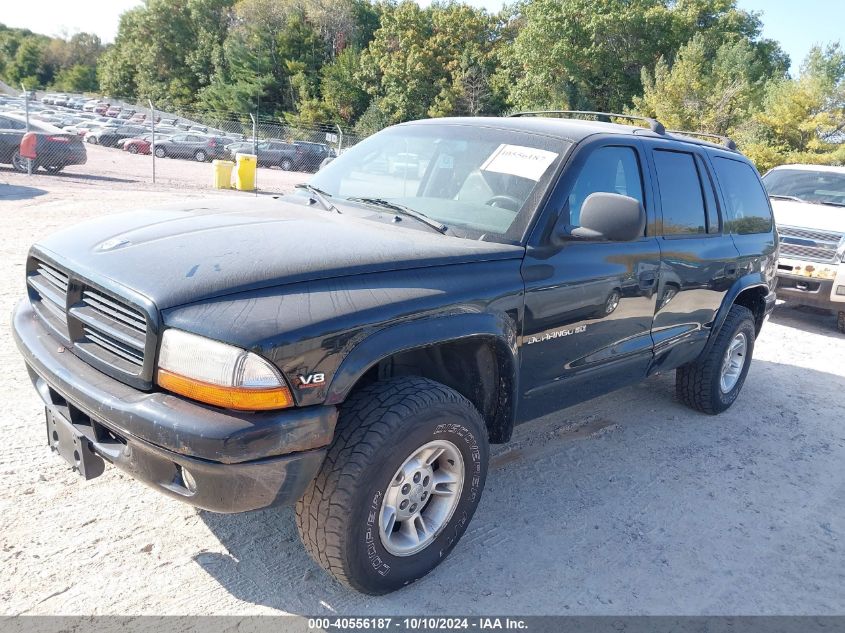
[405,115,739,154]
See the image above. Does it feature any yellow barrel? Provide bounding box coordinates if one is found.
[212,160,234,189]
[235,153,257,191]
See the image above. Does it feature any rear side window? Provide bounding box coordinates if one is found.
[712,158,773,234]
[653,150,706,235]
[568,146,644,226]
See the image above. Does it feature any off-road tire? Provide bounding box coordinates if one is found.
[838,311,845,334]
[295,376,489,595]
[676,304,755,414]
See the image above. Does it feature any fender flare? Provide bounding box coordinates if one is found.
[324,311,520,442]
[701,275,771,358]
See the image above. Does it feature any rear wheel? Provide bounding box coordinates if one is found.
[676,304,756,414]
[11,151,28,173]
[194,149,208,162]
[296,376,489,595]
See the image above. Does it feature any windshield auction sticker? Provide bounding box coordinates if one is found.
[481,144,558,181]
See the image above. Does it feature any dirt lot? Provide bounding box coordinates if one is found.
[1,171,843,616]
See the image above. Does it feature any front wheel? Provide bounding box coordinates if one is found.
[280,158,293,171]
[127,144,139,154]
[296,376,489,595]
[676,304,756,414]
[154,147,166,158]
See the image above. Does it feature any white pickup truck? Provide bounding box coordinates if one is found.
[763,164,845,332]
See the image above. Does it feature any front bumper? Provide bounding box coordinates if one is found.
[776,257,845,310]
[13,300,336,513]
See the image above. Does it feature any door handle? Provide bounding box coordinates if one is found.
[638,272,657,288]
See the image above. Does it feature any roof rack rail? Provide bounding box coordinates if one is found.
[509,110,666,134]
[665,129,737,151]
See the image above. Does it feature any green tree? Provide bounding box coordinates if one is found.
[500,0,784,113]
[739,44,845,171]
[633,33,774,134]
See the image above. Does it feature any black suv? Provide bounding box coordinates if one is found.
[13,112,777,595]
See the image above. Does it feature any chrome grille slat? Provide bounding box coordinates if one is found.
[81,327,144,366]
[71,306,146,351]
[27,275,67,315]
[37,264,69,293]
[81,291,146,333]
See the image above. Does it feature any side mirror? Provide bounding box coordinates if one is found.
[555,192,646,243]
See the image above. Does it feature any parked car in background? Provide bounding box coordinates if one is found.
[0,113,86,173]
[292,141,332,172]
[152,133,228,161]
[93,103,110,115]
[225,139,298,169]
[763,164,845,332]
[119,133,165,155]
[86,124,147,148]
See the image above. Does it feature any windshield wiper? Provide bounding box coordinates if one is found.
[295,183,341,214]
[818,200,845,207]
[346,197,447,234]
[769,194,805,203]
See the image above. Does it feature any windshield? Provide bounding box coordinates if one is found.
[763,168,845,206]
[309,123,570,242]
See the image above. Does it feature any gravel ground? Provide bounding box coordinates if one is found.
[0,173,843,616]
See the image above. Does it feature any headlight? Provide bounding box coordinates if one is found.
[156,329,293,410]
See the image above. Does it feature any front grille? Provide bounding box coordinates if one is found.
[26,255,155,389]
[778,225,843,263]
[27,261,70,339]
[71,289,148,374]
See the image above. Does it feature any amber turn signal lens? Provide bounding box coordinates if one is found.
[157,369,293,411]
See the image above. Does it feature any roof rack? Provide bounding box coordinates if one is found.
[509,110,666,134]
[665,129,737,151]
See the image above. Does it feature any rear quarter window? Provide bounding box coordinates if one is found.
[712,157,773,235]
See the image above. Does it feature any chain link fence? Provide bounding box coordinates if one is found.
[0,88,365,195]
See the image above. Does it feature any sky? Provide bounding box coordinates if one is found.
[1,0,842,75]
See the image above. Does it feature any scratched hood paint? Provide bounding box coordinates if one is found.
[34,196,523,309]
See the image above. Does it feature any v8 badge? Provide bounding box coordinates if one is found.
[297,372,326,388]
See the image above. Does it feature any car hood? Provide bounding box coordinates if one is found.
[771,199,845,234]
[34,196,524,310]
